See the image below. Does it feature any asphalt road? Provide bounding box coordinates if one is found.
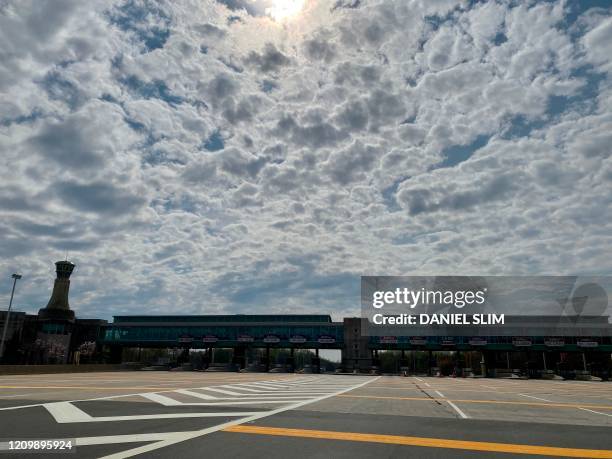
[0,372,611,458]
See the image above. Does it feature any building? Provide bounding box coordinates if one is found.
[1,261,611,377]
[0,260,107,365]
[99,315,612,377]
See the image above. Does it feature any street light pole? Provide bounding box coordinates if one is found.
[0,274,22,361]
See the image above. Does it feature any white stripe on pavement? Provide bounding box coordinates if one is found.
[431,390,469,419]
[139,392,182,406]
[174,389,217,400]
[76,431,199,446]
[82,412,262,422]
[519,393,554,403]
[198,387,244,396]
[579,407,612,417]
[43,402,93,423]
[97,377,379,459]
[447,400,469,419]
[174,389,314,400]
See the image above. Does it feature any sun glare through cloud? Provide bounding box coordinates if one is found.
[266,0,306,21]
[1,0,611,321]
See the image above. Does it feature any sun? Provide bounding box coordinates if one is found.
[266,0,306,21]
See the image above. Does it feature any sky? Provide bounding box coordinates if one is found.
[1,0,611,322]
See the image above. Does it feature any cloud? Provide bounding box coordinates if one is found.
[1,0,611,320]
[582,16,612,73]
[325,141,381,185]
[244,43,291,73]
[303,37,336,62]
[274,113,347,148]
[398,173,519,215]
[27,102,135,171]
[219,147,267,179]
[205,73,239,103]
[55,180,147,215]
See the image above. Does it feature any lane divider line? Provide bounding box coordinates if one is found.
[223,425,612,458]
[433,390,469,419]
[447,401,469,419]
[519,393,554,403]
[579,408,612,418]
[338,394,612,410]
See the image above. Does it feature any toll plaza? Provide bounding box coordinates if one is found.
[99,315,612,379]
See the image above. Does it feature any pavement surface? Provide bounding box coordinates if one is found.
[0,372,611,458]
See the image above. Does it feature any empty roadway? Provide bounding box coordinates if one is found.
[0,372,611,458]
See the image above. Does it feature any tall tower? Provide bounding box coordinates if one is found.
[38,260,76,322]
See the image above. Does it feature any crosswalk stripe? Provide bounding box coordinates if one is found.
[222,385,267,392]
[44,402,93,423]
[247,382,292,388]
[140,393,182,406]
[175,389,314,400]
[199,387,244,396]
[156,400,313,406]
[39,377,376,428]
[97,377,379,459]
[175,389,217,400]
[83,412,261,422]
[218,387,331,395]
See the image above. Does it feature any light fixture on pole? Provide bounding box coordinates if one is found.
[0,273,22,360]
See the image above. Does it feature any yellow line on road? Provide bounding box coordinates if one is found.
[224,425,612,458]
[338,394,612,410]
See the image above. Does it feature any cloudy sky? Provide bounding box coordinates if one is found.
[1,0,611,321]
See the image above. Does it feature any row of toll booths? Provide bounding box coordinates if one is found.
[180,346,326,373]
[368,349,612,380]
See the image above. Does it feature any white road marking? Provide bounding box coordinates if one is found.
[80,412,261,422]
[215,390,334,395]
[142,389,311,406]
[4,375,380,456]
[174,389,217,400]
[139,392,182,406]
[44,402,93,423]
[76,431,200,446]
[447,401,469,419]
[43,399,261,423]
[413,377,424,382]
[0,377,355,411]
[198,387,244,396]
[0,393,37,398]
[97,376,379,459]
[246,382,292,388]
[176,400,313,406]
[230,382,348,389]
[579,407,612,417]
[173,389,312,401]
[221,385,267,393]
[220,389,335,395]
[432,389,468,419]
[424,383,431,387]
[519,393,554,403]
[0,403,43,411]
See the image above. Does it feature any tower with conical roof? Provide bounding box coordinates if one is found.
[37,260,77,364]
[38,260,76,322]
